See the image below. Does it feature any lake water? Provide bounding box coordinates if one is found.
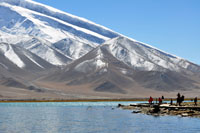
[0,102,200,133]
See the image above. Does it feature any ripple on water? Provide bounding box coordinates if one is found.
[0,102,199,133]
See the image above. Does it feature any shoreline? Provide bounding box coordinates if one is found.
[119,102,200,118]
[0,98,196,103]
[0,98,147,103]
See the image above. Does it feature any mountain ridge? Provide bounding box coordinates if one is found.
[0,0,200,99]
[42,36,200,90]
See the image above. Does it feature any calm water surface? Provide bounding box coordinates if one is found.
[0,102,200,133]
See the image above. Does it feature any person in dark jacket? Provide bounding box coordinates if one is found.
[170,99,173,105]
[194,97,198,106]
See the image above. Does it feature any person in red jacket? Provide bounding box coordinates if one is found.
[148,96,153,104]
[159,97,162,104]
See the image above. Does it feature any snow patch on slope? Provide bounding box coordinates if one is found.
[16,37,72,66]
[75,49,107,73]
[0,32,31,44]
[104,37,190,72]
[25,53,44,69]
[0,62,8,69]
[122,35,181,59]
[52,38,95,60]
[29,43,65,66]
[106,38,156,71]
[0,43,25,68]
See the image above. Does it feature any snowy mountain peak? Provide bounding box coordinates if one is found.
[74,48,108,73]
[101,36,200,73]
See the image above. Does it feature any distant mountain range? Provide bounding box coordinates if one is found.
[0,0,200,99]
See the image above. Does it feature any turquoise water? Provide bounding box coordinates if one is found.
[0,102,200,133]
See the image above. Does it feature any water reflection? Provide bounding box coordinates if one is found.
[0,102,200,133]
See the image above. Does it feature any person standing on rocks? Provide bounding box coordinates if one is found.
[161,96,164,103]
[148,96,153,104]
[159,97,162,104]
[177,93,181,106]
[177,93,184,106]
[170,99,173,105]
[194,97,198,106]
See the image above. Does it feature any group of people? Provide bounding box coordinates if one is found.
[148,96,164,105]
[176,93,184,106]
[148,93,198,106]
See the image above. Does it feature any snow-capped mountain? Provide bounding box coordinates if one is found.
[0,0,200,99]
[0,0,199,73]
[103,37,200,74]
[53,36,200,76]
[0,0,120,66]
[44,36,200,93]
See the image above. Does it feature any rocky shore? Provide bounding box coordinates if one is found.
[118,102,200,118]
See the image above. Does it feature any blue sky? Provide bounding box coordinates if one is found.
[33,0,200,65]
